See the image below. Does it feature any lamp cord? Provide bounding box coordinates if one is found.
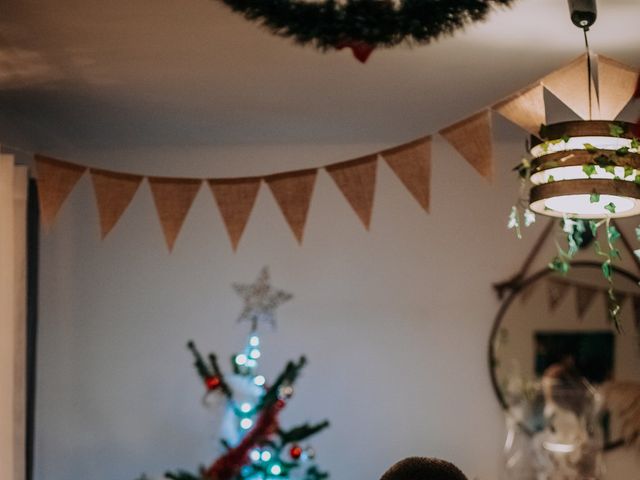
[583,27,593,120]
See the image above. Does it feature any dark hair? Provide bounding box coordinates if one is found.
[380,457,468,480]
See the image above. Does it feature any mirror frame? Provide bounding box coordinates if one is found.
[488,260,640,451]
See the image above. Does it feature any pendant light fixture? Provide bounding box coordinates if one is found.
[527,0,640,219]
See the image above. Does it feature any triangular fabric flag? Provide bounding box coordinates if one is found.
[575,284,598,319]
[439,110,493,181]
[381,136,431,212]
[493,83,546,136]
[548,278,570,312]
[265,169,318,244]
[325,154,378,229]
[34,155,87,230]
[595,55,639,120]
[542,54,599,120]
[90,168,143,238]
[148,177,202,251]
[519,282,538,305]
[208,177,261,251]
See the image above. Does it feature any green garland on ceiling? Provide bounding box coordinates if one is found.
[218,0,517,49]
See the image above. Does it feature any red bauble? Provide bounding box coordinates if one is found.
[205,375,221,391]
[275,399,286,409]
[335,40,375,63]
[290,445,303,460]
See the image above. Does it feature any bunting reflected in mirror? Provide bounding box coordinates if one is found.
[489,261,640,456]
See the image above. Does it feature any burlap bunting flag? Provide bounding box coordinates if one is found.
[326,154,378,229]
[439,110,493,181]
[542,54,599,120]
[381,136,431,212]
[595,55,639,120]
[265,169,318,244]
[575,284,598,319]
[148,177,202,251]
[34,155,87,230]
[493,83,546,137]
[548,278,570,312]
[519,282,538,305]
[90,168,143,238]
[208,177,262,251]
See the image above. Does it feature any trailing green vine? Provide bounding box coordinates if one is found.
[549,218,623,330]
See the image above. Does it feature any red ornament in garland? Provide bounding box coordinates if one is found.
[335,40,375,63]
[205,375,221,391]
[289,445,303,460]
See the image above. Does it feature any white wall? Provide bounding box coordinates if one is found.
[32,135,640,480]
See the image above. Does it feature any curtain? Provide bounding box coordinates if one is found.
[0,153,28,480]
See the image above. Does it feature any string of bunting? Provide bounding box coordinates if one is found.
[522,277,640,328]
[25,54,639,252]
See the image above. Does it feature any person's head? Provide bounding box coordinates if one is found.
[380,457,468,480]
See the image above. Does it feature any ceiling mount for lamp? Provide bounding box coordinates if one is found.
[568,0,597,30]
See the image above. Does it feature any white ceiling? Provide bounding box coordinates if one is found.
[1,0,640,152]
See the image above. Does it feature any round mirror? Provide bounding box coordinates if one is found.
[489,261,640,450]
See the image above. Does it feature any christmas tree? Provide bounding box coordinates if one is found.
[140,268,329,480]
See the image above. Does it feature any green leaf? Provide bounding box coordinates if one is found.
[604,165,616,175]
[560,134,571,143]
[549,257,569,274]
[524,209,536,227]
[590,192,600,203]
[609,123,625,137]
[507,206,521,239]
[583,143,598,153]
[595,154,612,168]
[616,146,630,156]
[604,202,617,214]
[635,174,640,185]
[631,138,640,149]
[602,261,612,279]
[547,175,555,183]
[608,225,621,242]
[539,124,549,139]
[624,165,634,178]
[589,220,599,237]
[582,164,596,177]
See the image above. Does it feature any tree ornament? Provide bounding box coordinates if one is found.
[205,375,222,391]
[335,40,375,64]
[290,445,303,460]
[278,384,294,400]
[233,266,293,331]
[303,446,316,461]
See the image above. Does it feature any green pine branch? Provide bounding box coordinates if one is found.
[278,420,330,445]
[256,356,307,411]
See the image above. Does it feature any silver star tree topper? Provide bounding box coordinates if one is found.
[233,267,293,331]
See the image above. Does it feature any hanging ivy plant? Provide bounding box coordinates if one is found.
[218,0,516,54]
[509,124,640,331]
